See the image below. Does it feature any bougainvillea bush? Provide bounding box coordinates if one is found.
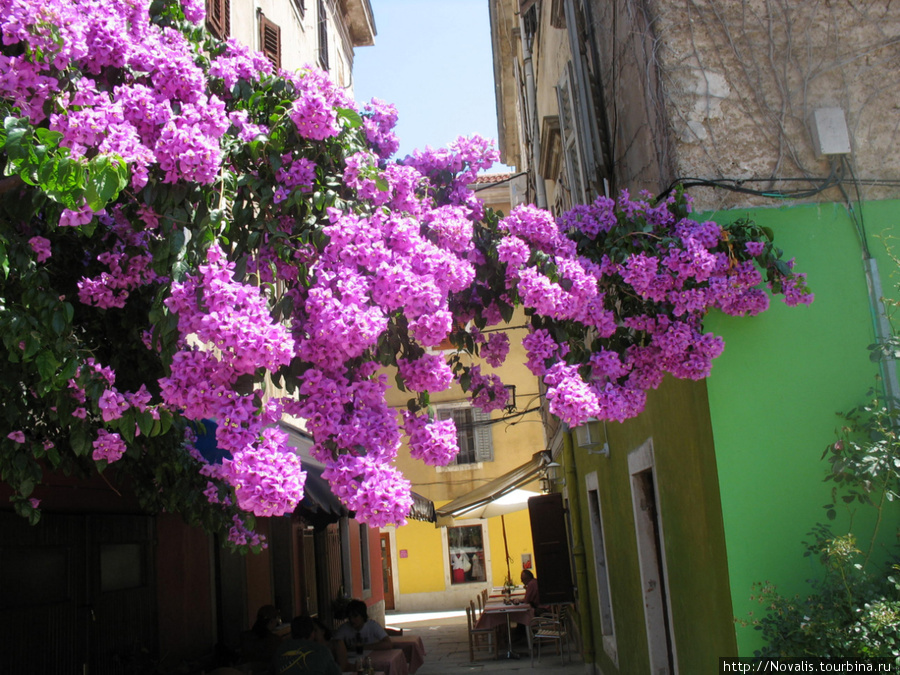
[0,0,812,547]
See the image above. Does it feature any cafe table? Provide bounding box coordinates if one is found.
[478,597,534,660]
[390,635,426,674]
[345,648,409,675]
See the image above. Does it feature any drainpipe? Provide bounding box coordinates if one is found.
[562,430,595,667]
[518,13,547,209]
[863,257,900,402]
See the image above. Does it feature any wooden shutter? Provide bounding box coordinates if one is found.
[528,492,576,604]
[205,0,230,39]
[473,408,494,462]
[556,62,589,206]
[563,0,606,194]
[317,0,330,70]
[259,13,281,69]
[315,523,343,629]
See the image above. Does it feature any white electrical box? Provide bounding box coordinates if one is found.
[810,107,851,157]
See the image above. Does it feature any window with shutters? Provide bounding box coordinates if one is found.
[205,0,229,39]
[556,62,589,207]
[259,13,281,70]
[436,405,494,466]
[317,0,329,71]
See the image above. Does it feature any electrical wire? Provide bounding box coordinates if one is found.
[839,155,870,257]
[472,172,528,191]
[657,158,845,201]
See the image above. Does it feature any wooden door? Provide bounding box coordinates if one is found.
[88,515,157,675]
[527,492,576,604]
[379,533,394,610]
[0,512,156,674]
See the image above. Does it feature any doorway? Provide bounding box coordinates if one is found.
[379,532,394,610]
[0,512,156,675]
[629,440,677,674]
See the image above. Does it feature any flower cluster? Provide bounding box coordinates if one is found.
[502,190,812,424]
[402,411,459,466]
[92,429,127,463]
[322,454,415,527]
[0,0,813,544]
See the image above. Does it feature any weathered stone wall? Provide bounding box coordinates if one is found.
[585,0,900,210]
[651,0,900,210]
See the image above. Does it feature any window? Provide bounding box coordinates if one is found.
[259,13,281,69]
[317,0,329,71]
[556,62,589,207]
[447,525,486,585]
[205,0,230,39]
[358,524,371,593]
[436,406,494,465]
[292,0,306,17]
[101,543,146,592]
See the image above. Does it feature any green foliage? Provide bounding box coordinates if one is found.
[749,388,900,661]
[750,535,900,660]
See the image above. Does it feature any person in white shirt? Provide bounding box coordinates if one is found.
[333,600,392,654]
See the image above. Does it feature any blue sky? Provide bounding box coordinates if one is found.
[352,0,508,170]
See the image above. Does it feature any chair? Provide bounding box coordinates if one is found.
[475,593,484,619]
[481,587,488,607]
[529,603,571,665]
[465,603,499,661]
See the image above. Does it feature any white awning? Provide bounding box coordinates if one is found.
[434,451,550,526]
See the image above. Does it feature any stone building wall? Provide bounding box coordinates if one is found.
[627,0,900,210]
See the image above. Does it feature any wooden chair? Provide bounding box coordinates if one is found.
[475,593,484,619]
[481,587,488,607]
[529,603,571,665]
[465,603,499,661]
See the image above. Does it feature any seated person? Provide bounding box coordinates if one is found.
[313,617,349,671]
[521,569,550,614]
[241,605,286,668]
[333,599,392,652]
[273,615,341,675]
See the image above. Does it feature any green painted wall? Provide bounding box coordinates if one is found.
[571,375,737,674]
[703,200,900,654]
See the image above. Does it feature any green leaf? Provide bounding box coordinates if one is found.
[35,350,59,380]
[19,479,34,497]
[50,306,69,335]
[337,107,363,129]
[136,411,155,437]
[70,428,89,457]
[85,155,128,211]
[119,413,135,444]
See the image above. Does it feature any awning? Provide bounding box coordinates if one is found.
[434,451,550,526]
[408,491,436,523]
[282,426,349,527]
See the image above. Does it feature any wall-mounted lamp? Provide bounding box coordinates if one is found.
[574,419,610,456]
[540,458,562,493]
